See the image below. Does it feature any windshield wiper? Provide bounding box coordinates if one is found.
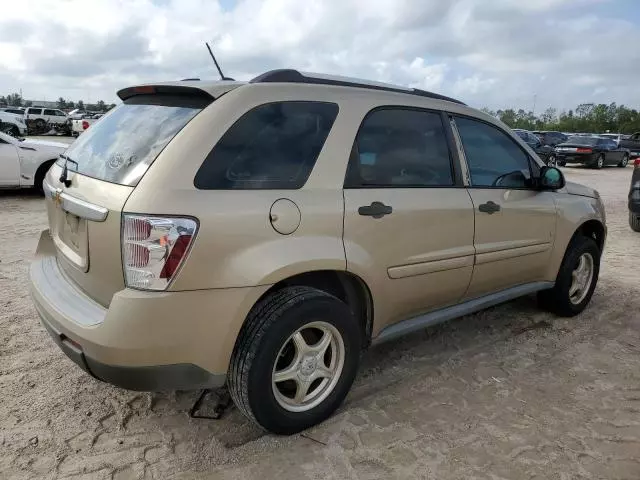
[59,154,79,187]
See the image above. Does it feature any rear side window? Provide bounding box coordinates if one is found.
[29,108,43,115]
[195,101,338,190]
[43,109,57,116]
[61,94,209,186]
[345,108,454,188]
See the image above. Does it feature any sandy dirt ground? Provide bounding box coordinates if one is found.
[1,164,639,479]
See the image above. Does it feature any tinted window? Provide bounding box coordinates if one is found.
[195,101,338,190]
[43,109,56,116]
[28,108,42,115]
[567,136,598,146]
[455,116,531,188]
[345,108,453,188]
[61,94,207,186]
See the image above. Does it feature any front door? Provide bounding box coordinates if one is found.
[452,115,557,299]
[343,107,475,334]
[0,137,20,186]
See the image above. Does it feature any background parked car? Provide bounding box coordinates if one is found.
[533,131,568,147]
[24,107,69,134]
[71,113,104,136]
[555,136,630,168]
[0,131,67,191]
[629,158,640,232]
[0,110,28,137]
[514,129,555,164]
[618,132,640,160]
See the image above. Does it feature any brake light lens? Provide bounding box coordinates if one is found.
[576,148,592,153]
[122,214,198,290]
[82,120,90,130]
[634,159,640,168]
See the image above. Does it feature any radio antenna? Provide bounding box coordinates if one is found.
[206,42,234,81]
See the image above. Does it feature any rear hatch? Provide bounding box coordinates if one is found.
[43,85,220,307]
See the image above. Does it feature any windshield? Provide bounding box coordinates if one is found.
[566,136,598,146]
[61,95,205,186]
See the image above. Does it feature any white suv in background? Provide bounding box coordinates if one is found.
[25,107,69,130]
[0,110,28,136]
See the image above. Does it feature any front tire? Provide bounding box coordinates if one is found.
[618,154,629,168]
[228,286,362,435]
[630,212,640,232]
[538,236,600,316]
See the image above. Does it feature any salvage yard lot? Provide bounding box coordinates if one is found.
[1,165,639,480]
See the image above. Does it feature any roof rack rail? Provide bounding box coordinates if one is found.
[250,69,466,105]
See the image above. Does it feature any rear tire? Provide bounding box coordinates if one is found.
[538,236,600,317]
[630,212,640,232]
[618,154,629,168]
[593,154,605,169]
[228,286,361,435]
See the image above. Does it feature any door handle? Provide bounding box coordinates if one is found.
[478,201,501,214]
[358,201,393,218]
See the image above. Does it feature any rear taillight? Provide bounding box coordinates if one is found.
[122,214,198,291]
[634,159,640,168]
[82,120,89,130]
[576,148,592,153]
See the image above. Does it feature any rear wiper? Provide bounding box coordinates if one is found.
[59,154,79,187]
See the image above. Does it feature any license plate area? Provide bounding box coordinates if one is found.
[52,206,89,271]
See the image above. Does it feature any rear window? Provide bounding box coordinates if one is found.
[60,94,208,186]
[566,136,598,146]
[194,101,339,190]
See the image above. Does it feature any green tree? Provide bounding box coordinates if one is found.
[6,93,23,106]
[57,97,66,109]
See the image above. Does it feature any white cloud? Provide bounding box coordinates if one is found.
[0,0,638,111]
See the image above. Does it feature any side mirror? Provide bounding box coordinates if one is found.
[540,166,565,190]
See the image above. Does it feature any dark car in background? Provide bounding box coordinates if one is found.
[618,132,640,160]
[514,128,555,164]
[630,158,640,232]
[533,131,568,147]
[554,136,630,169]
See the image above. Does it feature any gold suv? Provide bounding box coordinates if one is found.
[30,70,606,434]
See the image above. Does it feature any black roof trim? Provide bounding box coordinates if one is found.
[250,69,466,105]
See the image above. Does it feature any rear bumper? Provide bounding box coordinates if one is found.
[555,152,596,165]
[29,230,270,391]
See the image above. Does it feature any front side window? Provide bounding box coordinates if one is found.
[345,108,454,188]
[194,101,339,190]
[455,116,532,189]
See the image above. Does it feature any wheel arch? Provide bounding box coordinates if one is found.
[245,269,374,347]
[34,159,56,192]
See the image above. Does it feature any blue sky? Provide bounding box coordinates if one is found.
[1,0,639,111]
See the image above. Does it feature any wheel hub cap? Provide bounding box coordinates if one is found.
[569,253,594,305]
[271,321,345,413]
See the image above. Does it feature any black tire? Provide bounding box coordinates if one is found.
[34,118,46,130]
[228,286,362,435]
[618,154,629,168]
[34,160,54,195]
[593,154,604,169]
[538,236,600,317]
[630,212,640,232]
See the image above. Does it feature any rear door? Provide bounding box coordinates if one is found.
[451,115,557,299]
[0,135,20,186]
[343,107,475,332]
[42,90,212,306]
